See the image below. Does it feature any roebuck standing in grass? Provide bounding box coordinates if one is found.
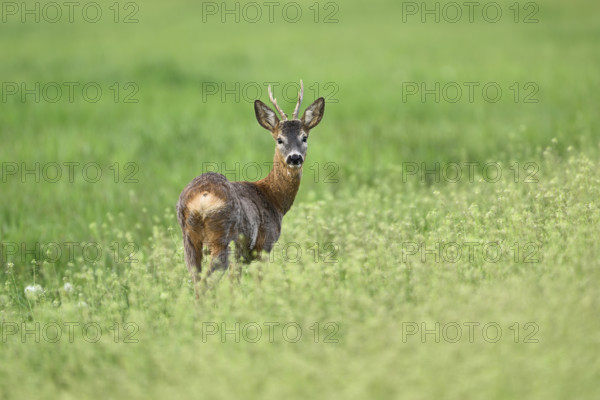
[177,80,325,291]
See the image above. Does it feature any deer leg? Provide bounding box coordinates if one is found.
[183,235,203,299]
[209,243,230,273]
[198,243,230,291]
[234,234,252,263]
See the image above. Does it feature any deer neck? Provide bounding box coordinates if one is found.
[256,151,302,215]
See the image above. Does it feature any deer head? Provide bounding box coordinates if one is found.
[254,80,325,169]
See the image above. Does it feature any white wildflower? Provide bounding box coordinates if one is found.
[24,284,44,299]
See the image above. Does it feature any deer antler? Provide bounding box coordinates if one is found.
[268,85,288,121]
[292,80,304,120]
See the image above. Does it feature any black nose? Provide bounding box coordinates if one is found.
[287,154,303,166]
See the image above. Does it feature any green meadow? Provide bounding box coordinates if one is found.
[1,0,599,398]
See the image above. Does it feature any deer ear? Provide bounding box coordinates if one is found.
[301,97,325,130]
[254,100,279,132]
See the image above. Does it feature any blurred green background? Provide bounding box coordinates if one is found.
[1,0,599,243]
[1,0,599,399]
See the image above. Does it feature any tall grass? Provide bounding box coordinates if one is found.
[1,0,599,398]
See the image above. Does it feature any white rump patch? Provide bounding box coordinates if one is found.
[188,191,225,216]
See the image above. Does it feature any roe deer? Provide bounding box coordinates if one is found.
[176,80,325,291]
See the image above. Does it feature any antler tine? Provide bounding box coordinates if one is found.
[292,79,304,120]
[268,85,288,121]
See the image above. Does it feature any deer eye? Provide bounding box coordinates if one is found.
[302,136,308,143]
[277,138,283,145]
